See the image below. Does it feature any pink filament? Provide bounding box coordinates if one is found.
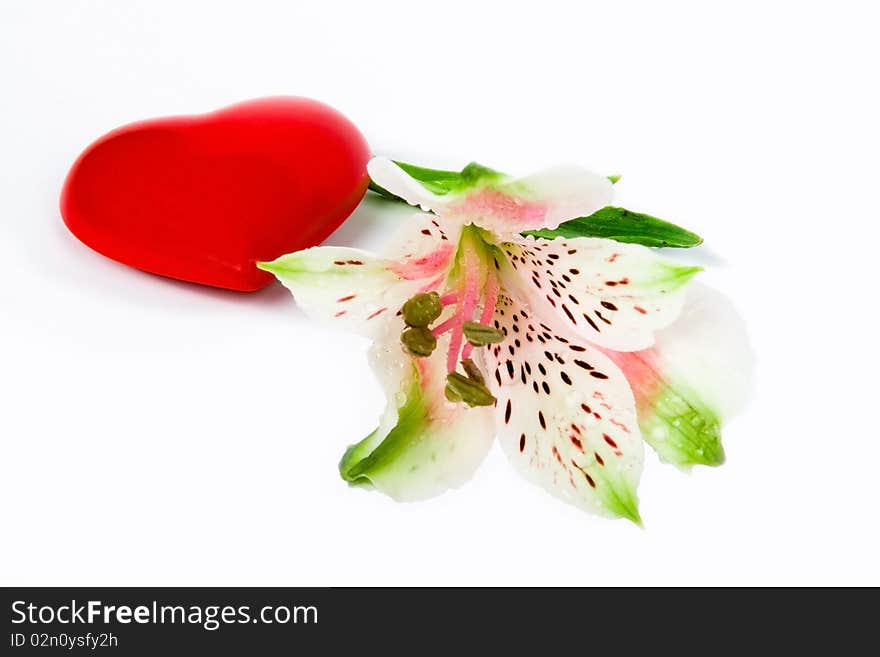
[446,247,479,372]
[429,294,461,339]
[461,268,499,361]
[432,316,458,337]
[478,269,500,325]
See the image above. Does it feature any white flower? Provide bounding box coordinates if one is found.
[259,158,752,523]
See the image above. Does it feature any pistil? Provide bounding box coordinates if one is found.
[462,268,499,360]
[445,239,480,373]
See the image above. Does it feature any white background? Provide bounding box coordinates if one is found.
[1,1,878,586]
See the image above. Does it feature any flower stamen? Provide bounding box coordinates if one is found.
[462,321,504,346]
[431,316,458,337]
[446,240,480,372]
[462,268,499,360]
[460,358,485,384]
[444,371,495,407]
[401,327,437,357]
[402,291,442,328]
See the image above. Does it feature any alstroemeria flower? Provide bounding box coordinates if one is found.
[259,157,752,523]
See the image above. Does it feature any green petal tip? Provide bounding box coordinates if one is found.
[678,264,704,279]
[596,477,643,526]
[661,263,703,289]
[612,494,643,527]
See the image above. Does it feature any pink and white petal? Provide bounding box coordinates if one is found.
[382,212,459,284]
[259,214,458,337]
[367,157,450,213]
[447,167,614,235]
[340,323,495,501]
[368,156,613,235]
[604,284,754,467]
[258,246,422,338]
[482,294,644,523]
[497,236,701,352]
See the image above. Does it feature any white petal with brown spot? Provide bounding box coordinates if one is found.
[260,213,459,338]
[482,294,644,521]
[497,236,699,352]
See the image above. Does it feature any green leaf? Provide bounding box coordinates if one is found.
[523,206,703,248]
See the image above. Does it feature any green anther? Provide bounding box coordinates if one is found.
[445,372,496,407]
[461,358,485,384]
[401,327,437,358]
[402,292,442,328]
[462,321,504,346]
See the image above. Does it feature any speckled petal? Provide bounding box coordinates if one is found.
[258,213,457,338]
[482,294,644,523]
[497,236,700,351]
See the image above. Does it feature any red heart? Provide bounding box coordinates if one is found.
[61,97,371,291]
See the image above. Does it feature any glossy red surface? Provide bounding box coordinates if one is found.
[61,97,371,291]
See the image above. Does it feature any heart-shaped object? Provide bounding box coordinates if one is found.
[61,97,371,291]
